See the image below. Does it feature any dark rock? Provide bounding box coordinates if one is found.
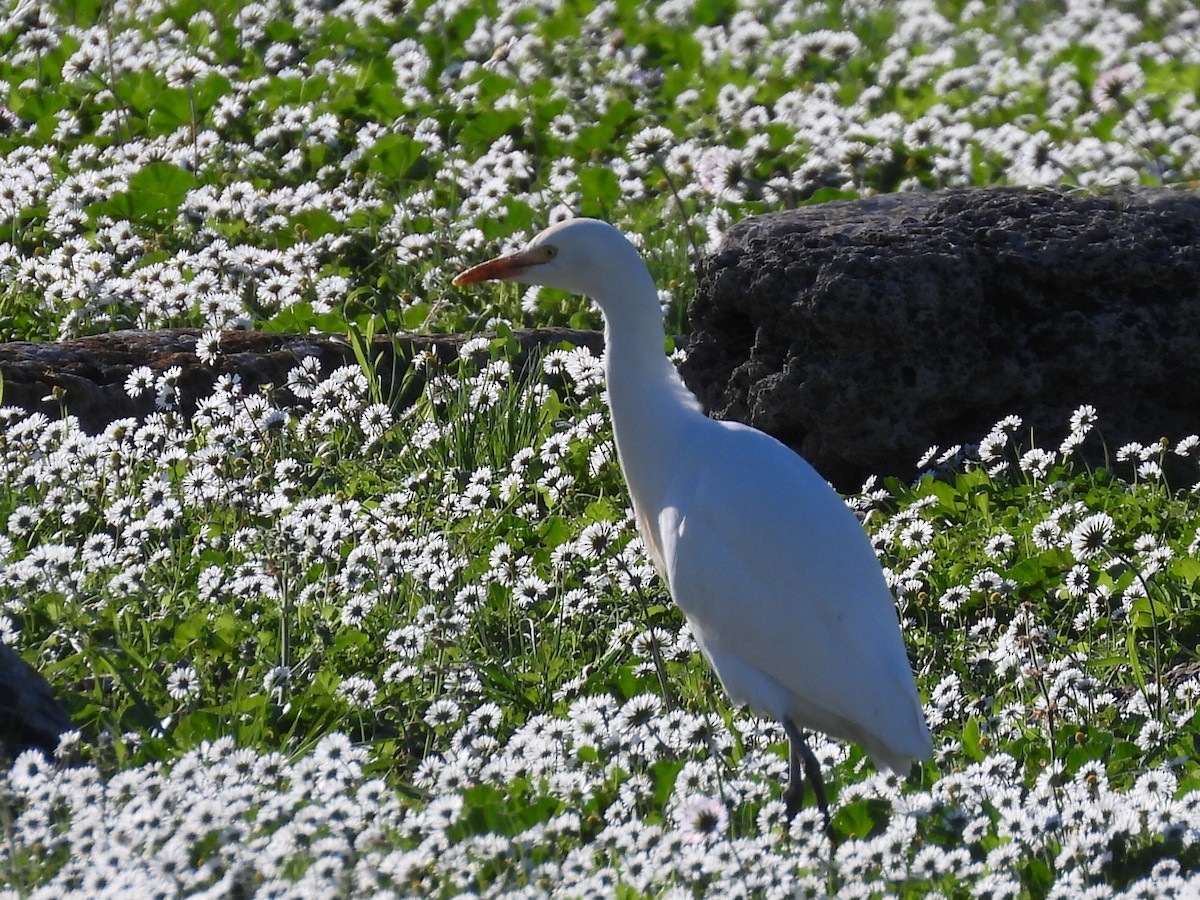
[0,643,75,759]
[0,328,604,434]
[683,186,1200,490]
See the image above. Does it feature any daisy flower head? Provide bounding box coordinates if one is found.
[338,675,378,709]
[1063,564,1091,598]
[125,365,155,399]
[196,329,221,365]
[1019,448,1055,479]
[916,444,940,468]
[1069,404,1098,434]
[468,702,503,732]
[938,585,969,613]
[576,519,618,560]
[165,54,210,89]
[1174,434,1200,457]
[697,145,746,204]
[985,532,1015,560]
[424,697,462,729]
[1091,63,1143,112]
[674,793,728,844]
[978,430,1008,463]
[264,664,292,696]
[1069,513,1114,562]
[1031,518,1062,550]
[628,125,675,163]
[166,664,201,700]
[899,520,934,549]
[995,414,1023,434]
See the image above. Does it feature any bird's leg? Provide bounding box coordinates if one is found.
[783,733,805,815]
[783,718,834,842]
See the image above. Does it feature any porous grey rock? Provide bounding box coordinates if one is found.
[683,186,1200,490]
[0,328,604,434]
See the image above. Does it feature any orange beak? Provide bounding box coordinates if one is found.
[452,248,546,286]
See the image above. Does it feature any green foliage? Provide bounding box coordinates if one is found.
[1,0,1199,894]
[87,162,197,224]
[0,0,1191,341]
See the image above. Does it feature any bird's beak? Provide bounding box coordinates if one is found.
[452,248,543,286]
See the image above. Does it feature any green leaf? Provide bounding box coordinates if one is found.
[576,98,635,153]
[175,612,208,648]
[1171,556,1200,587]
[213,613,240,651]
[457,108,523,147]
[584,499,616,522]
[651,759,684,808]
[148,88,193,132]
[193,72,233,111]
[539,515,572,549]
[832,798,884,839]
[112,69,165,117]
[490,320,522,357]
[961,715,985,761]
[9,92,69,126]
[458,783,562,836]
[262,302,352,334]
[132,161,198,200]
[922,477,963,514]
[575,167,621,214]
[610,664,644,701]
[394,302,426,331]
[1021,857,1055,895]
[88,162,196,224]
[59,0,106,26]
[365,133,423,180]
[289,208,342,240]
[1065,727,1113,773]
[1126,627,1147,696]
[1127,595,1170,629]
[805,187,861,205]
[172,709,222,745]
[333,628,369,653]
[1091,654,1134,669]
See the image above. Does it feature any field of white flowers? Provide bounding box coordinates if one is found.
[2,0,1200,897]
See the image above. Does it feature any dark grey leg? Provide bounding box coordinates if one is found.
[782,718,834,841]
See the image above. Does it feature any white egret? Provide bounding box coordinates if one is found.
[453,218,932,827]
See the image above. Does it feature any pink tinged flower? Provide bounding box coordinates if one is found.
[1091,64,1142,112]
[675,793,729,843]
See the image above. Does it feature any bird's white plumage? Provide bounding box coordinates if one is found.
[656,420,930,770]
[454,217,932,777]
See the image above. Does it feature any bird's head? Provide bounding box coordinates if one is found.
[453,218,647,303]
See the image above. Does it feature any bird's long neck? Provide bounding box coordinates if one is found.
[602,315,702,436]
[594,274,706,558]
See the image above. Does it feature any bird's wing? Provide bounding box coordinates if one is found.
[656,421,931,768]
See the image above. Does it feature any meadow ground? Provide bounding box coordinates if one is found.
[1,1,1200,896]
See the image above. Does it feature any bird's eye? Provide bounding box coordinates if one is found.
[544,245,558,259]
